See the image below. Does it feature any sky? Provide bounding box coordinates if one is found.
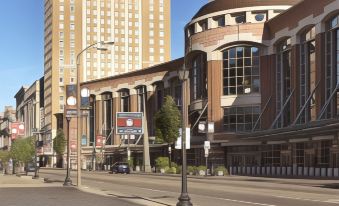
[0,0,206,111]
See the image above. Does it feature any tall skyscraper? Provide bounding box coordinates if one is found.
[43,0,171,161]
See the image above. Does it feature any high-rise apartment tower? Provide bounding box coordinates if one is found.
[43,0,171,161]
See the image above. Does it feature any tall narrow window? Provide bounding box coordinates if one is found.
[299,27,316,123]
[223,46,260,95]
[120,90,130,112]
[102,93,112,145]
[89,96,95,146]
[325,14,339,118]
[276,38,292,128]
[136,86,147,112]
[190,54,207,101]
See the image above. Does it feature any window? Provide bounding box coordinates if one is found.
[199,20,207,31]
[276,38,292,128]
[299,27,316,124]
[325,14,339,118]
[214,15,225,27]
[295,143,305,167]
[254,13,266,22]
[102,93,112,144]
[136,86,146,112]
[223,46,260,95]
[190,54,207,101]
[120,90,130,112]
[223,106,260,132]
[320,140,331,166]
[234,13,246,24]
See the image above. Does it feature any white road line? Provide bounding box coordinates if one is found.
[137,186,276,206]
[273,195,339,204]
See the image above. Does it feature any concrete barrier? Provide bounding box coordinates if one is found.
[276,167,281,176]
[257,167,261,175]
[272,167,276,176]
[327,168,333,177]
[309,167,314,176]
[315,168,320,177]
[298,167,303,176]
[252,167,256,175]
[281,167,286,176]
[321,168,326,177]
[303,167,308,176]
[246,167,251,175]
[287,167,292,176]
[334,168,339,177]
[266,167,271,175]
[242,167,246,174]
[261,167,265,175]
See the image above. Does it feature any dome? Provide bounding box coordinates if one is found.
[192,0,301,19]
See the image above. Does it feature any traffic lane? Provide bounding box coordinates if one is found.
[39,170,339,206]
[87,177,338,206]
[0,187,143,206]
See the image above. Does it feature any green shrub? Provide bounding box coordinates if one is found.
[155,157,169,169]
[214,166,228,175]
[166,167,177,174]
[175,165,181,174]
[187,166,196,174]
[197,165,207,171]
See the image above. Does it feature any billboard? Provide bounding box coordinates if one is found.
[116,112,143,135]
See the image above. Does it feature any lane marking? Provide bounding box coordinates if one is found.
[137,186,276,206]
[273,195,339,204]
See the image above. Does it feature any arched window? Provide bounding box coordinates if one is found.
[223,46,260,95]
[276,38,291,128]
[102,92,112,144]
[190,54,207,101]
[120,89,130,112]
[136,86,147,112]
[325,14,339,118]
[299,27,316,123]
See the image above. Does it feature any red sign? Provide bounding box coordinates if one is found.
[116,112,143,135]
[11,122,25,140]
[96,135,103,147]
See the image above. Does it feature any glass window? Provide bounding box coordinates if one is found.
[299,27,316,124]
[190,54,207,100]
[120,90,130,112]
[223,46,260,95]
[136,86,147,112]
[276,38,292,128]
[234,13,246,24]
[223,106,261,132]
[324,14,339,118]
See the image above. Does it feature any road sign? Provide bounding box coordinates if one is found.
[66,109,77,118]
[204,141,210,150]
[175,128,190,149]
[116,112,143,135]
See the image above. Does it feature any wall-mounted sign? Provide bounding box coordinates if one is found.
[116,112,143,135]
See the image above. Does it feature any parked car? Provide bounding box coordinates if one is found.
[110,162,130,174]
[25,162,36,175]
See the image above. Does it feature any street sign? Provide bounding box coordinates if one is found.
[207,122,215,134]
[81,135,87,146]
[204,141,210,150]
[116,112,143,135]
[66,109,77,118]
[175,128,190,149]
[198,121,206,133]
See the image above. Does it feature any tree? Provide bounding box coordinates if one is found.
[10,137,35,165]
[53,129,66,168]
[154,96,181,144]
[53,129,66,156]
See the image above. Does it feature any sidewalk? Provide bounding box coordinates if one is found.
[0,174,60,188]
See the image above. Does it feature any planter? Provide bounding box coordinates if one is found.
[217,171,224,176]
[135,166,140,172]
[198,170,205,176]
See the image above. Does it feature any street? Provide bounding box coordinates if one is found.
[38,169,339,206]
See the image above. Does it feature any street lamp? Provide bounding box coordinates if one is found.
[76,41,114,187]
[168,145,172,168]
[177,66,192,206]
[64,116,72,186]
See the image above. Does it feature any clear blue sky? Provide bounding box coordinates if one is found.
[0,0,207,111]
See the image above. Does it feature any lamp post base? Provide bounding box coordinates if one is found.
[177,193,193,206]
[63,178,72,186]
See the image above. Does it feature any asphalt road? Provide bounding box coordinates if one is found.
[39,169,339,206]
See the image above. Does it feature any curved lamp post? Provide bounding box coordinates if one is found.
[76,41,114,187]
[177,66,192,206]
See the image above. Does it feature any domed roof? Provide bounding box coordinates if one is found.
[192,0,301,19]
